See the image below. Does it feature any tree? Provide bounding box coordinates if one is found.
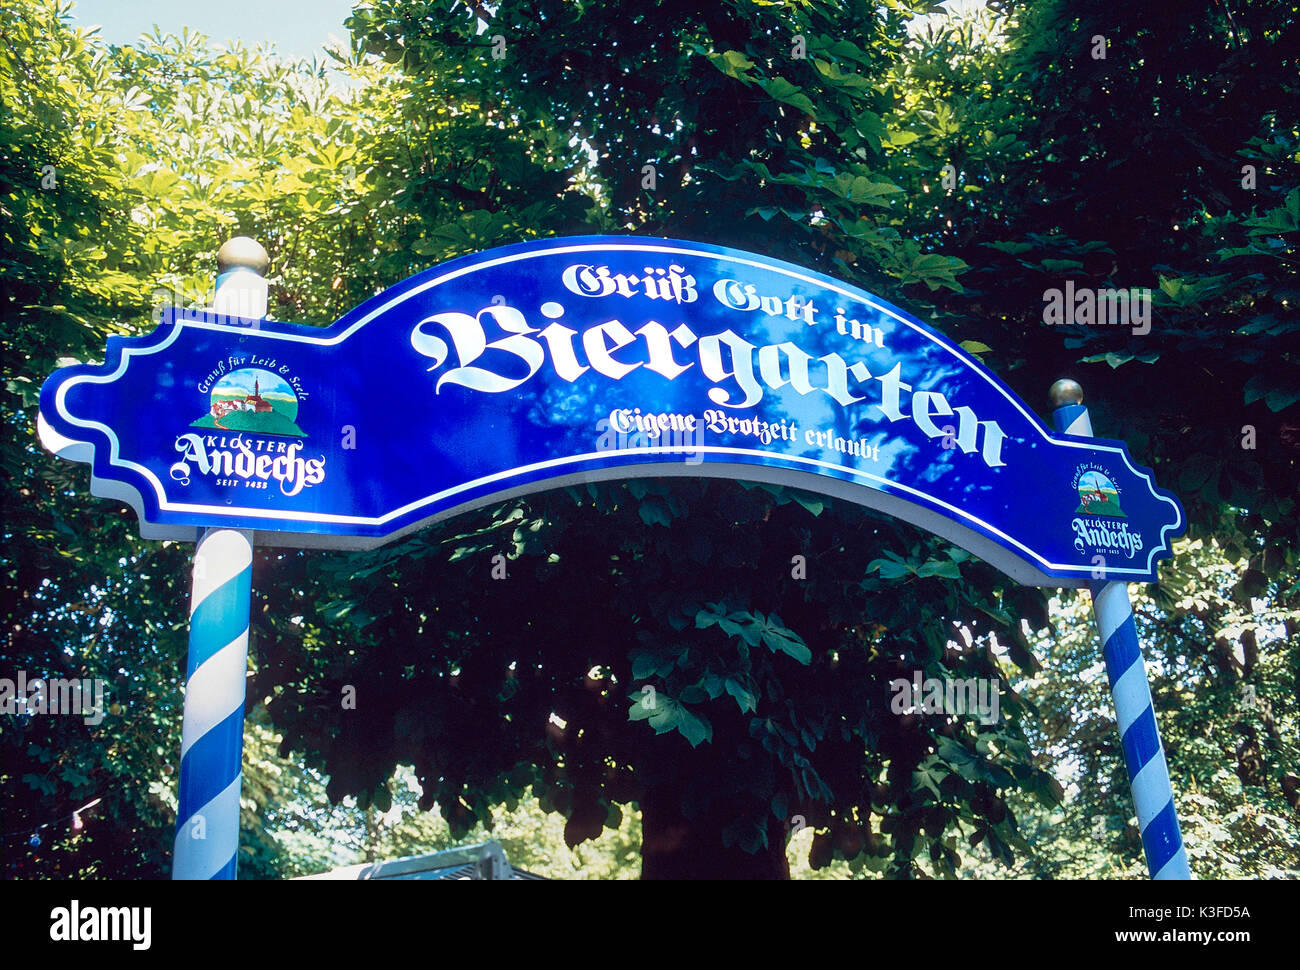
[255,479,1055,879]
[1,0,429,877]
[911,0,1300,858]
[1008,539,1300,879]
[5,0,1296,879]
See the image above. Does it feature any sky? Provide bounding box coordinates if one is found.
[70,0,988,57]
[69,0,361,61]
[214,368,295,399]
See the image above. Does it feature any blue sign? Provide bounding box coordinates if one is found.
[38,235,1184,586]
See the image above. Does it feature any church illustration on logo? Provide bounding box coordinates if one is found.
[242,378,275,414]
[191,368,307,437]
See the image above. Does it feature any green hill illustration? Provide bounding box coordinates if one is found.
[191,368,306,437]
[1075,470,1125,518]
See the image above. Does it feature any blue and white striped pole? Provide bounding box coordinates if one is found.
[175,527,254,879]
[173,238,268,879]
[1050,379,1191,879]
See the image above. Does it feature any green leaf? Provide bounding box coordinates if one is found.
[912,763,946,798]
[813,58,871,89]
[700,673,726,699]
[983,240,1036,255]
[1244,373,1300,412]
[707,49,756,81]
[1039,259,1084,273]
[1244,189,1300,235]
[771,791,788,820]
[916,558,961,579]
[757,614,812,665]
[679,684,708,704]
[867,557,911,579]
[695,603,725,629]
[631,652,661,680]
[760,76,817,116]
[627,690,659,722]
[674,708,713,747]
[936,738,983,781]
[883,128,920,148]
[638,495,673,527]
[725,677,758,713]
[789,491,825,516]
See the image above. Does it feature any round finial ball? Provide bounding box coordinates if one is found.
[217,236,269,275]
[1049,378,1084,408]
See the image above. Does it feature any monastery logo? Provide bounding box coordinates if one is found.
[190,368,306,437]
[171,367,324,496]
[1074,468,1124,518]
[1070,463,1141,560]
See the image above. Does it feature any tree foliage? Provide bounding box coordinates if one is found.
[2,0,1296,878]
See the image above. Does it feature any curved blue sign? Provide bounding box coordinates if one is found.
[38,235,1184,586]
